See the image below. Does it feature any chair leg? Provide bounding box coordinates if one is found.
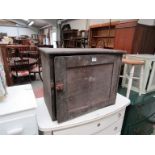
[29,73,31,83]
[39,72,43,81]
[139,65,144,96]
[126,65,135,98]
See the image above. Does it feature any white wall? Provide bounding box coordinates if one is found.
[138,19,155,25]
[43,26,57,46]
[62,19,121,30]
[0,26,38,37]
[63,19,88,30]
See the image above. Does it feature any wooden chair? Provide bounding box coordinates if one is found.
[18,46,30,58]
[29,46,39,59]
[30,53,43,81]
[11,59,31,83]
[120,58,145,98]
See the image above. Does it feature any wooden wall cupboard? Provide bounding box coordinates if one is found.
[39,48,124,123]
[89,20,155,54]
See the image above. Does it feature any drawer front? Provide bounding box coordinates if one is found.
[95,119,124,135]
[0,114,38,135]
[53,109,125,135]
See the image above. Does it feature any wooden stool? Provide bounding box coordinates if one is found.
[120,58,145,98]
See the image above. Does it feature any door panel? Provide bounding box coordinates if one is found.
[54,54,122,123]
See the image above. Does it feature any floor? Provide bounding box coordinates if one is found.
[118,87,155,135]
[31,78,43,98]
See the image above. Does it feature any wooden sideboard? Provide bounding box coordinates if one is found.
[115,20,155,54]
[89,20,155,54]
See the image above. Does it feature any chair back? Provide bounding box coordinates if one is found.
[14,59,30,72]
[7,48,16,60]
[29,47,39,59]
[18,46,30,58]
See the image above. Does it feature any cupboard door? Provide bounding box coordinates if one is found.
[54,54,122,123]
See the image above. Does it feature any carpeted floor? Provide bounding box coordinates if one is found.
[31,76,44,98]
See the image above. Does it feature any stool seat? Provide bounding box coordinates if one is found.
[122,58,145,65]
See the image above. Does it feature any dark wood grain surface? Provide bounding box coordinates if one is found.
[40,48,123,123]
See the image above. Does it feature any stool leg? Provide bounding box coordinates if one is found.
[126,65,135,98]
[139,65,144,96]
[122,64,127,87]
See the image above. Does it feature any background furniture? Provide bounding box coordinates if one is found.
[89,20,155,54]
[40,48,124,123]
[115,20,155,54]
[11,59,31,83]
[122,54,155,94]
[89,21,118,48]
[30,52,43,81]
[0,44,13,86]
[62,29,78,48]
[0,45,40,86]
[120,58,144,98]
[0,84,38,135]
[36,94,130,135]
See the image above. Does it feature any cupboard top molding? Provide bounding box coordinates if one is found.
[89,20,139,29]
[39,48,126,55]
[89,21,120,29]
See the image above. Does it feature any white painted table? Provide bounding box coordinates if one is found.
[36,94,130,135]
[122,54,155,94]
[0,84,38,135]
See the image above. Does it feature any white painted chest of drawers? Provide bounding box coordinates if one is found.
[0,84,38,135]
[37,94,130,135]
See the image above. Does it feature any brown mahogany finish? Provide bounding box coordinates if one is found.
[89,20,155,54]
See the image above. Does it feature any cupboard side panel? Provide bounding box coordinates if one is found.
[40,52,56,120]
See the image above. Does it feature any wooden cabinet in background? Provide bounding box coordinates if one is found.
[114,20,155,54]
[89,21,119,49]
[89,20,155,54]
[62,29,78,48]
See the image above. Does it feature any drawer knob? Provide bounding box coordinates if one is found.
[56,82,64,91]
[97,123,101,127]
